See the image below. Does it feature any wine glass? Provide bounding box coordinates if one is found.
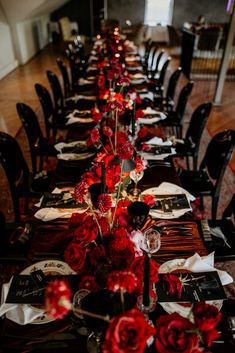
[137,228,161,314]
[142,227,161,254]
[129,169,144,200]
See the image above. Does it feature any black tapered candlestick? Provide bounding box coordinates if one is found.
[143,251,150,307]
[101,161,106,193]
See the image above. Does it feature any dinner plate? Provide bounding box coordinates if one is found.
[20,260,76,324]
[141,185,193,219]
[57,152,95,161]
[158,259,223,319]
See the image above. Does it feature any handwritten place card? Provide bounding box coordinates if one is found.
[155,271,227,303]
[6,272,79,305]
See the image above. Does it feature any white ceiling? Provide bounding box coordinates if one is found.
[0,0,70,23]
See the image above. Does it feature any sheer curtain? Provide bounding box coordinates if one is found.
[144,0,174,26]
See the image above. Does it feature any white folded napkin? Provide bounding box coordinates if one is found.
[184,253,233,286]
[127,66,143,71]
[125,56,140,62]
[65,95,97,103]
[129,73,146,79]
[140,148,176,160]
[34,207,77,222]
[54,140,87,153]
[78,78,95,85]
[87,66,98,72]
[131,78,147,85]
[143,107,165,116]
[146,136,172,146]
[66,117,94,125]
[142,182,195,219]
[138,113,166,124]
[57,152,95,161]
[0,278,44,325]
[139,92,154,101]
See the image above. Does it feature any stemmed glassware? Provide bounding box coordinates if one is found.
[138,228,161,314]
[129,169,144,200]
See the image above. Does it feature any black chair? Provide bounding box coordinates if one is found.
[175,102,212,170]
[179,129,235,219]
[0,132,53,221]
[35,83,70,142]
[46,70,95,115]
[159,81,194,138]
[56,57,73,98]
[16,102,58,174]
[154,66,182,110]
[148,56,171,95]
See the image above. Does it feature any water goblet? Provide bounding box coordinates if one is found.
[129,169,144,200]
[137,228,161,314]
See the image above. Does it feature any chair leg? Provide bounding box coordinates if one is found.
[212,196,219,219]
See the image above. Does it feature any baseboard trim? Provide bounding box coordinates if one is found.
[0,60,19,80]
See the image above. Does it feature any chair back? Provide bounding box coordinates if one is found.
[56,58,72,98]
[16,103,44,174]
[35,83,55,140]
[186,102,212,144]
[200,130,235,218]
[186,102,212,168]
[46,70,64,113]
[165,67,182,102]
[0,132,30,221]
[157,57,171,89]
[175,81,194,120]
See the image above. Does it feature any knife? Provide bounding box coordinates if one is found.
[154,225,192,231]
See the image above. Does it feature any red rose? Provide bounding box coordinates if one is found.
[68,212,87,228]
[102,308,156,353]
[142,195,156,208]
[92,112,103,123]
[155,313,200,353]
[107,270,138,293]
[74,217,98,244]
[131,256,159,284]
[162,273,183,299]
[89,244,106,266]
[202,328,220,347]
[98,216,111,237]
[192,302,222,331]
[135,108,145,120]
[64,242,87,274]
[45,279,72,319]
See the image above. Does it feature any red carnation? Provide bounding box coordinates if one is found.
[97,193,112,213]
[117,140,134,160]
[102,126,113,137]
[74,180,89,203]
[45,279,72,319]
[92,112,103,123]
[91,128,100,143]
[107,270,138,293]
[79,275,99,292]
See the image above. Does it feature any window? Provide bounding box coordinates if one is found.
[144,0,174,26]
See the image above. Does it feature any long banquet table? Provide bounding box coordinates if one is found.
[0,33,235,353]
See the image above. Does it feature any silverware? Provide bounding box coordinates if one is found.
[157,225,192,231]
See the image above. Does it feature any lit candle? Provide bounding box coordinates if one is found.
[101,161,106,193]
[143,252,150,307]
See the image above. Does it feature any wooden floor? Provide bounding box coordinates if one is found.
[0,43,234,221]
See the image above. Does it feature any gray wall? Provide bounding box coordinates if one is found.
[107,0,230,28]
[107,0,145,27]
[173,0,229,28]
